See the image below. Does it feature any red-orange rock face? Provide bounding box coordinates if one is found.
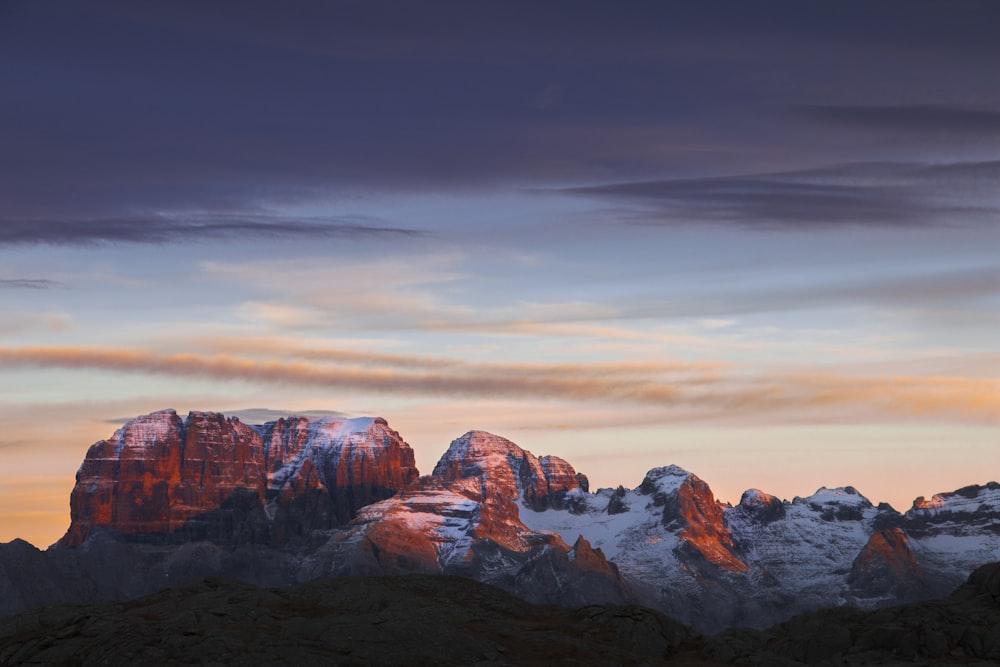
[570,535,617,576]
[849,527,924,596]
[644,466,749,573]
[344,431,595,572]
[58,411,419,547]
[432,431,586,510]
[333,431,630,608]
[59,410,266,547]
[259,415,419,527]
[676,476,749,573]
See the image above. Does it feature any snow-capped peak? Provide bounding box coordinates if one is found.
[739,488,780,506]
[801,486,872,506]
[112,409,183,457]
[637,465,692,494]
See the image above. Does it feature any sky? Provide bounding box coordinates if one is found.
[1,0,998,548]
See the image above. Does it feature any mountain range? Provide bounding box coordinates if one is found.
[2,409,998,634]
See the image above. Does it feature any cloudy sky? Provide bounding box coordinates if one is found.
[2,1,998,547]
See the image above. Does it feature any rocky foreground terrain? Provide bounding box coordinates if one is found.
[0,562,998,666]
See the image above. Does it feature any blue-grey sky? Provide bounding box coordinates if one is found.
[1,0,998,547]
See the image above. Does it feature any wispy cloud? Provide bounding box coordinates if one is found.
[563,161,1000,230]
[0,346,995,424]
[0,313,73,334]
[0,279,65,289]
[0,440,28,450]
[0,216,421,247]
[193,336,728,377]
[799,105,1000,134]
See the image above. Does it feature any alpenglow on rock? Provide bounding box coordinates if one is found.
[329,430,628,608]
[58,410,418,547]
[431,430,589,510]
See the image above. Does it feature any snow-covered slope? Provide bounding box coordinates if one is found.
[903,483,1000,589]
[520,465,1000,631]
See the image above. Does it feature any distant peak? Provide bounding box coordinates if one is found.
[462,429,517,444]
[911,482,1000,511]
[638,465,696,497]
[644,465,691,480]
[443,430,525,459]
[735,488,786,522]
[739,488,780,506]
[912,494,946,510]
[806,486,872,505]
[123,408,180,422]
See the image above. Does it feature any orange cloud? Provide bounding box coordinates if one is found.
[0,345,996,424]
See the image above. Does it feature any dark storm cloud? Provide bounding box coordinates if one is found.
[800,105,1000,135]
[1,1,998,219]
[564,161,1000,230]
[0,217,420,247]
[0,279,64,289]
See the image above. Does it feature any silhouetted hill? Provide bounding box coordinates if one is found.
[2,563,998,666]
[0,575,697,666]
[705,560,1000,665]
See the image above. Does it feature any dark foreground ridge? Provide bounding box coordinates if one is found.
[701,560,1000,666]
[0,575,697,667]
[1,562,998,666]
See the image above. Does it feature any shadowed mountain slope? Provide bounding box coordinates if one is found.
[704,560,1000,665]
[0,575,698,667]
[1,563,998,666]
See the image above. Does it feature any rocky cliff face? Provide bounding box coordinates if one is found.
[519,465,1000,632]
[848,527,924,599]
[431,431,588,510]
[899,482,1000,592]
[644,466,748,573]
[58,410,418,547]
[332,430,628,608]
[258,415,419,541]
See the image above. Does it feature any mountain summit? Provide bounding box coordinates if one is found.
[58,410,418,547]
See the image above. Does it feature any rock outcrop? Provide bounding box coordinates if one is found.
[732,489,785,524]
[58,410,418,547]
[332,430,629,609]
[431,430,588,510]
[848,527,924,600]
[645,466,748,573]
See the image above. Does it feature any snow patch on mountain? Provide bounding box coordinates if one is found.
[111,409,180,457]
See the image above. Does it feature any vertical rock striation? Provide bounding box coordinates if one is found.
[58,410,418,547]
